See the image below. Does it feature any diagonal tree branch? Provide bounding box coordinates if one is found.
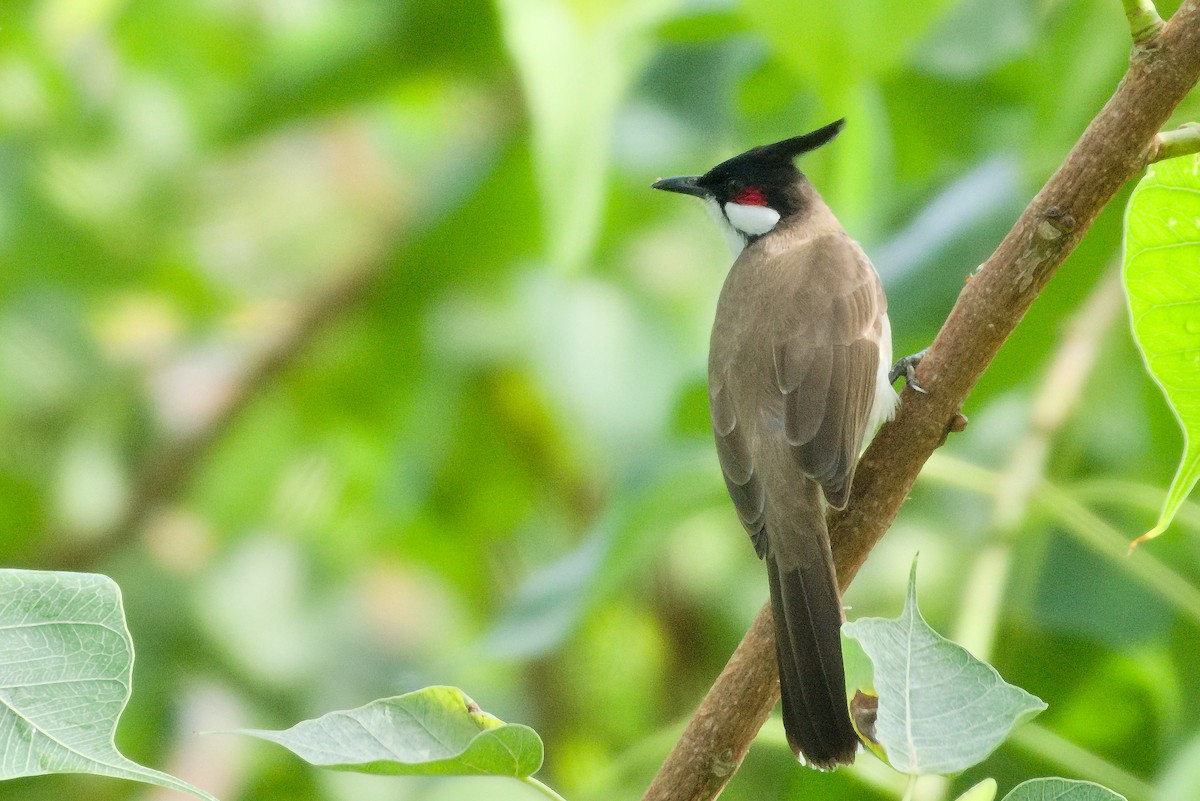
[641,4,1200,801]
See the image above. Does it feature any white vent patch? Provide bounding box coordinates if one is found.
[724,202,781,237]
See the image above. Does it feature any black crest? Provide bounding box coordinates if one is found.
[751,118,845,165]
[651,119,846,222]
[694,119,846,216]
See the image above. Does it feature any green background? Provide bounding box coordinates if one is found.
[2,0,1199,799]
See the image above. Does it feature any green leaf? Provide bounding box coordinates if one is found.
[232,686,544,778]
[1002,778,1126,801]
[739,0,956,90]
[842,559,1046,774]
[0,570,217,801]
[494,0,683,272]
[956,778,998,801]
[1123,154,1200,547]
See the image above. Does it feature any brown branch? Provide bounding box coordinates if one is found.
[641,4,1200,800]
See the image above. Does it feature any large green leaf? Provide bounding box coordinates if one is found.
[1123,154,1200,547]
[1003,778,1125,801]
[843,560,1046,775]
[0,570,217,801]
[233,686,543,778]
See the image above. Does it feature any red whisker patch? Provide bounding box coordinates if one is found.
[733,186,767,206]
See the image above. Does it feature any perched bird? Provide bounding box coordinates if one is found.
[653,119,908,769]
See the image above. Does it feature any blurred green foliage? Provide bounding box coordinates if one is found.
[2,1,1199,801]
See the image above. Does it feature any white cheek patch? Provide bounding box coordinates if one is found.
[724,202,781,236]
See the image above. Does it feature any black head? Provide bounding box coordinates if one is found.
[652,119,844,247]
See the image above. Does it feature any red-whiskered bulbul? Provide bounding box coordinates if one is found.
[653,119,909,769]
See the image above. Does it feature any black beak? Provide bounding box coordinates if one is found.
[651,175,708,198]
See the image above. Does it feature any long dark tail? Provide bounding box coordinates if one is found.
[766,549,859,769]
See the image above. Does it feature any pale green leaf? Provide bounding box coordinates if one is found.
[1003,778,1126,801]
[232,686,543,778]
[843,559,1046,774]
[956,778,998,801]
[494,0,680,272]
[1123,154,1200,546]
[824,82,891,238]
[0,569,217,801]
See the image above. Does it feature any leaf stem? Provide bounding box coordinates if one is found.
[1122,0,1163,44]
[902,774,919,801]
[1147,123,1200,164]
[523,775,571,801]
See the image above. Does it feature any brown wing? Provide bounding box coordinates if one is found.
[771,236,883,508]
[709,233,884,537]
[710,369,768,556]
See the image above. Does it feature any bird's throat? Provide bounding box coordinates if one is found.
[702,198,782,257]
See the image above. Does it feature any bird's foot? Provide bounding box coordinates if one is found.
[889,349,928,394]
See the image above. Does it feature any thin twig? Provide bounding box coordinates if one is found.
[641,3,1200,799]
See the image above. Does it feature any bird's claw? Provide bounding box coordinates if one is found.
[889,349,928,394]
